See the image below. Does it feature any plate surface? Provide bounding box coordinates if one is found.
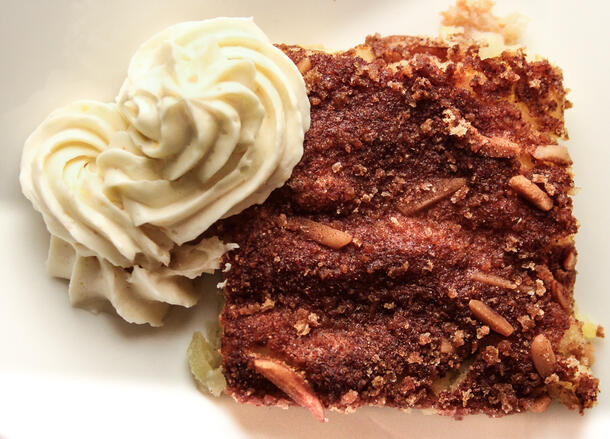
[1,1,608,438]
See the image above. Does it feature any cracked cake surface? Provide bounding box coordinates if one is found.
[214,33,600,419]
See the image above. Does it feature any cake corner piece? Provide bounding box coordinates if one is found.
[214,20,600,420]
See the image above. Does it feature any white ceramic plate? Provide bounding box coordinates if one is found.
[1,1,608,437]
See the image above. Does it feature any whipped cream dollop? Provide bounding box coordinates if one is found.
[110,19,310,243]
[20,18,309,326]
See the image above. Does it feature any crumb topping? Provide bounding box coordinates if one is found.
[215,29,598,418]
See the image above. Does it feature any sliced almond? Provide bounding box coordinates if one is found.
[531,334,556,378]
[563,250,577,271]
[468,300,514,337]
[550,280,571,311]
[536,265,571,310]
[289,218,352,249]
[470,272,516,290]
[484,136,521,157]
[399,178,467,215]
[509,175,553,211]
[253,358,325,422]
[468,129,521,158]
[532,144,572,165]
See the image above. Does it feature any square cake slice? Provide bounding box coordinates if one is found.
[215,34,600,419]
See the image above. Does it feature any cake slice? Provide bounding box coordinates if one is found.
[213,32,600,419]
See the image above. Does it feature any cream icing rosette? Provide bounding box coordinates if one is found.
[110,18,310,243]
[19,18,310,325]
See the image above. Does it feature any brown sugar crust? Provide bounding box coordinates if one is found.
[215,35,598,418]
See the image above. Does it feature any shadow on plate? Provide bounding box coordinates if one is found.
[97,273,223,340]
[215,393,586,439]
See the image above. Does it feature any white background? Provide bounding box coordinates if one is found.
[1,0,609,438]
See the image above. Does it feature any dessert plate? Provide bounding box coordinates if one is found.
[0,0,608,437]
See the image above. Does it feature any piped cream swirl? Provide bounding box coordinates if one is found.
[108,18,310,243]
[20,18,309,325]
